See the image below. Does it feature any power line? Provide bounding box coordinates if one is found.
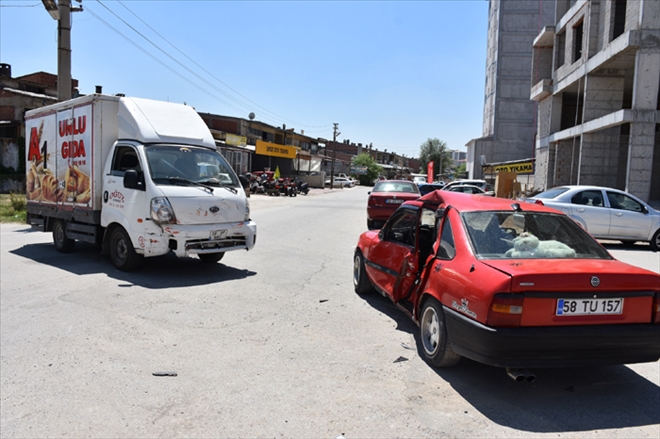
[84,5,255,117]
[114,0,328,129]
[87,0,332,130]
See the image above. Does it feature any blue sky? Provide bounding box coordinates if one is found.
[1,0,489,157]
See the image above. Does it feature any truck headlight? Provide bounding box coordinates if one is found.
[151,197,176,224]
[244,199,250,222]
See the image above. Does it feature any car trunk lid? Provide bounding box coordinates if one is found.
[480,259,658,326]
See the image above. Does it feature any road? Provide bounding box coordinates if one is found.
[1,186,659,438]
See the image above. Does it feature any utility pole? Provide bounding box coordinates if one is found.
[330,123,340,189]
[41,0,83,101]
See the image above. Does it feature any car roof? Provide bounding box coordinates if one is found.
[544,185,623,192]
[448,184,483,190]
[406,190,560,214]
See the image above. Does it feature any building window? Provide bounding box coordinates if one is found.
[556,31,566,69]
[573,20,583,63]
[612,0,627,41]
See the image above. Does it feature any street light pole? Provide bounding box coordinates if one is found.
[330,123,340,189]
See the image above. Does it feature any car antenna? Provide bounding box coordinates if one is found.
[511,203,522,212]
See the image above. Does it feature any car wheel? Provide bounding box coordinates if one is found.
[353,251,373,295]
[52,219,75,253]
[651,229,660,252]
[199,252,225,263]
[110,227,143,271]
[419,297,460,368]
[367,219,375,229]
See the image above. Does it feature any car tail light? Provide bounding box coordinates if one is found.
[653,293,660,324]
[487,293,523,327]
[534,199,544,206]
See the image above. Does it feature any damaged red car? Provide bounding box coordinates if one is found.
[353,191,660,379]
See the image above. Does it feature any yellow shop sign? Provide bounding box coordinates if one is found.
[255,140,297,159]
[493,161,534,174]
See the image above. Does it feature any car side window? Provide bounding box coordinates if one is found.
[437,217,456,260]
[111,146,142,177]
[606,191,644,212]
[571,190,603,207]
[386,210,418,247]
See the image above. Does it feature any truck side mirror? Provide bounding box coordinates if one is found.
[238,174,249,189]
[123,170,143,190]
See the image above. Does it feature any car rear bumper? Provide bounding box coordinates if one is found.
[443,306,660,368]
[367,205,398,221]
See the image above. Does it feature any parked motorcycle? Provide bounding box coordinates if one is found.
[296,179,309,195]
[278,178,296,197]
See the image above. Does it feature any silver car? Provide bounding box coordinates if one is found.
[523,185,660,251]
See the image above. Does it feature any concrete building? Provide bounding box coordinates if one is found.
[531,0,660,203]
[467,0,555,181]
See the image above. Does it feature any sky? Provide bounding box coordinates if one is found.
[1,0,489,158]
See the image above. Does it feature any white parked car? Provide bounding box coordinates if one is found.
[523,185,660,250]
[325,177,353,188]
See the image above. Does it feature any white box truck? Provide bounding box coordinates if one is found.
[25,94,256,271]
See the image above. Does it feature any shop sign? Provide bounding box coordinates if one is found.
[493,161,534,174]
[226,133,247,147]
[255,140,297,159]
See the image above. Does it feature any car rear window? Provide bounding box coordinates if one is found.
[462,211,611,260]
[373,182,420,193]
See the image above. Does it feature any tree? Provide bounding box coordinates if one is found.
[454,163,467,178]
[419,138,453,180]
[351,153,382,186]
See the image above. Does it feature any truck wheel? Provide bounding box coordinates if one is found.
[199,252,225,263]
[419,297,461,368]
[110,227,143,271]
[53,220,75,253]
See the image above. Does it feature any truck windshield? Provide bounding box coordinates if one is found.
[145,145,239,187]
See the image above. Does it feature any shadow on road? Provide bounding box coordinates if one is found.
[600,240,655,252]
[11,241,256,289]
[359,289,660,433]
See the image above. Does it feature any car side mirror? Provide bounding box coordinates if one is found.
[643,206,649,214]
[238,175,249,189]
[367,191,371,195]
[123,170,144,190]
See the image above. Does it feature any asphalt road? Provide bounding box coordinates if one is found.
[1,186,659,438]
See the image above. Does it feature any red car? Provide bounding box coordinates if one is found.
[367,180,420,229]
[354,191,660,379]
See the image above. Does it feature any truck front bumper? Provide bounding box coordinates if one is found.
[144,220,257,258]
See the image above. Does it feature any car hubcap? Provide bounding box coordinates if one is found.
[421,307,440,355]
[353,255,360,286]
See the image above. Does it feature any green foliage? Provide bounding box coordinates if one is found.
[351,153,382,186]
[0,193,27,223]
[10,192,26,211]
[454,163,467,178]
[419,138,453,179]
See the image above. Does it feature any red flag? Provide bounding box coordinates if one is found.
[427,161,434,183]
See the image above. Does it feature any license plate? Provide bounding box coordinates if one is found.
[385,199,403,204]
[210,230,227,240]
[556,298,623,316]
